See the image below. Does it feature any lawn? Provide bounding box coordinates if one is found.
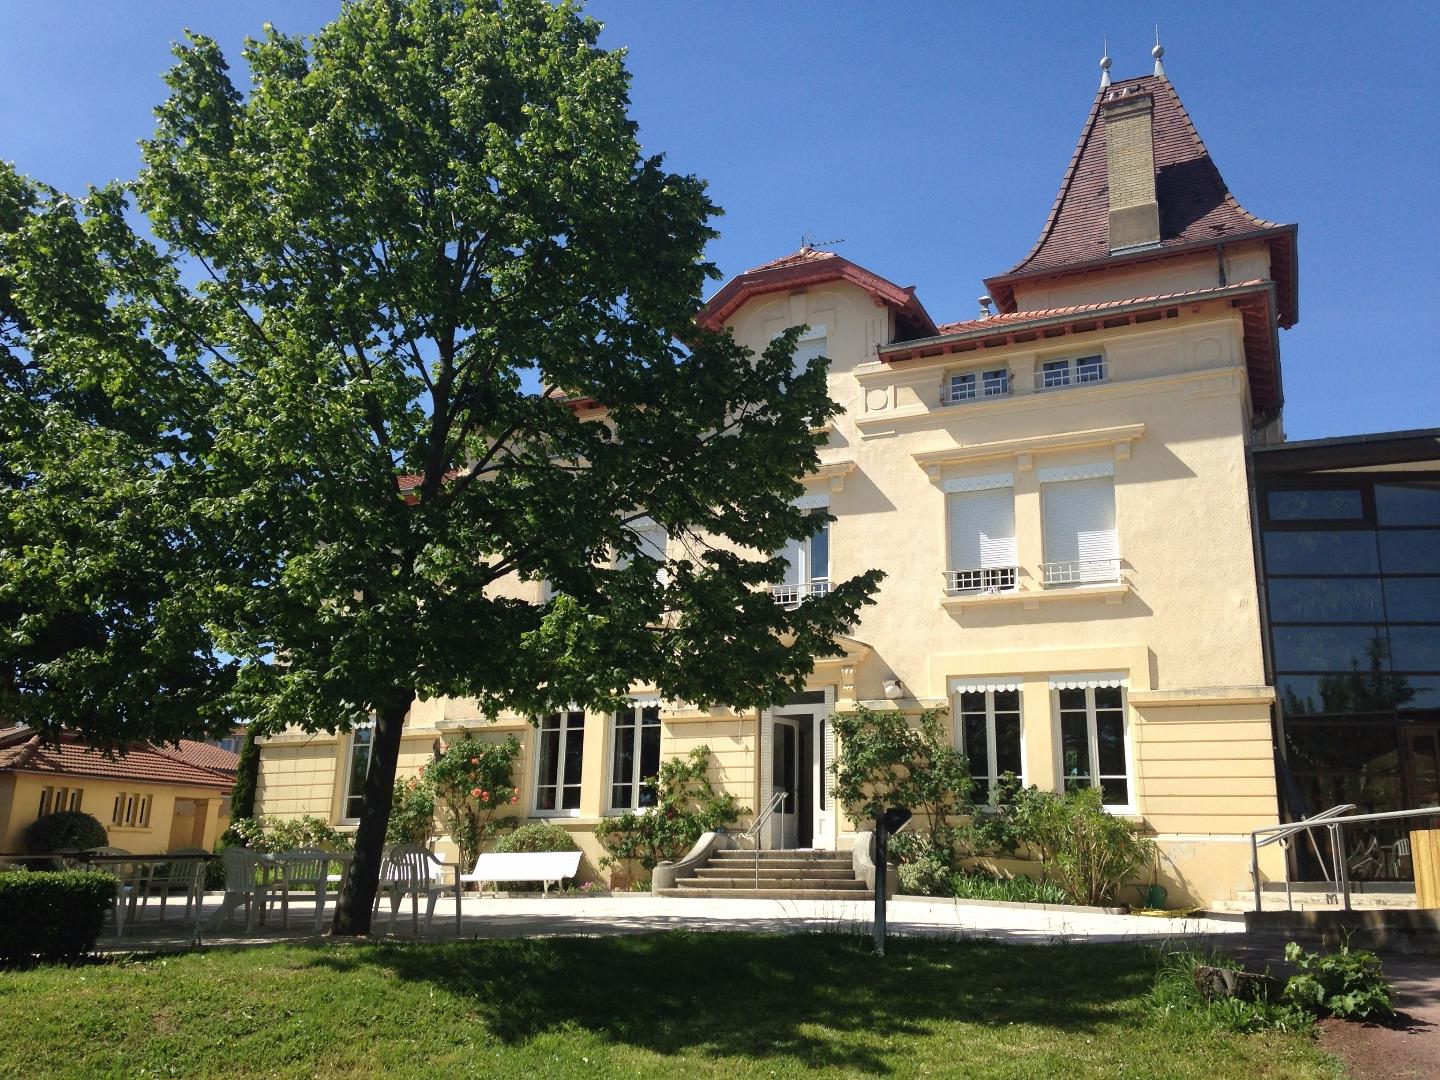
[0,933,1343,1079]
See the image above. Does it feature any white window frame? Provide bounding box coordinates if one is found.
[982,367,1011,397]
[773,501,831,604]
[532,706,587,818]
[946,371,977,403]
[952,682,1025,798]
[1050,676,1134,813]
[1038,353,1107,391]
[341,724,374,824]
[606,697,663,814]
[616,517,668,581]
[1039,465,1120,586]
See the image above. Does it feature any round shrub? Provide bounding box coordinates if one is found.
[896,854,951,897]
[21,810,108,854]
[495,821,578,854]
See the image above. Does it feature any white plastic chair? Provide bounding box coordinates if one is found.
[217,848,276,932]
[148,849,209,925]
[375,844,447,934]
[273,848,332,931]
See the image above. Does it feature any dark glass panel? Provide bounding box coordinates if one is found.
[1100,778,1129,807]
[1285,721,1403,814]
[1375,482,1440,526]
[1096,713,1126,776]
[1383,578,1440,623]
[995,714,1022,778]
[562,711,585,787]
[1268,489,1365,521]
[1268,578,1384,623]
[1388,626,1440,673]
[809,515,829,581]
[1273,625,1389,673]
[1057,687,1086,713]
[1379,530,1440,574]
[1061,713,1090,786]
[638,711,661,808]
[345,728,373,819]
[610,722,635,807]
[1277,674,1419,717]
[1264,531,1379,575]
[960,691,986,716]
[1094,685,1123,711]
[993,689,1020,714]
[964,714,989,780]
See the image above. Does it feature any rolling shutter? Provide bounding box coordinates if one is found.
[1042,476,1118,564]
[947,488,1017,570]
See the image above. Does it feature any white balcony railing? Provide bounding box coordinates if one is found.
[942,374,1012,405]
[945,567,1018,595]
[770,578,831,606]
[1041,559,1122,587]
[1035,357,1106,392]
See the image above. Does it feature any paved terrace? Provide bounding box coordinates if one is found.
[99,892,1243,952]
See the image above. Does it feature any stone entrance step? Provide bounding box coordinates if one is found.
[654,846,867,900]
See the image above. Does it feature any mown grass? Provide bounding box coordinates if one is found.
[0,933,1345,1079]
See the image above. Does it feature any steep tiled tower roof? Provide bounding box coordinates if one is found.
[984,75,1298,327]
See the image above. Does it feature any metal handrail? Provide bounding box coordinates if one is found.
[744,788,789,889]
[1250,804,1440,914]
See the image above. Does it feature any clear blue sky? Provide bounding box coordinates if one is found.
[3,1,1436,439]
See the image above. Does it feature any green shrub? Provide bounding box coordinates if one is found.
[386,773,436,847]
[832,705,973,865]
[1149,947,1312,1035]
[595,747,745,872]
[897,855,950,897]
[971,784,1155,906]
[1282,941,1393,1021]
[948,869,1070,905]
[495,821,578,854]
[0,870,115,962]
[21,810,108,854]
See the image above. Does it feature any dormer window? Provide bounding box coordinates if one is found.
[1038,354,1106,392]
[944,368,1010,405]
[946,372,977,403]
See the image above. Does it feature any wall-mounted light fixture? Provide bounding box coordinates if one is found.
[883,678,903,699]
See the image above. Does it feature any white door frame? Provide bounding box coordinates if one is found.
[759,687,835,850]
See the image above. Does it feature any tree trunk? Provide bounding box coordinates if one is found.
[332,690,411,936]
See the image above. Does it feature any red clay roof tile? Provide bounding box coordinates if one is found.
[0,729,234,790]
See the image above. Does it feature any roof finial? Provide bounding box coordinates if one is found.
[1152,23,1166,78]
[1099,38,1112,89]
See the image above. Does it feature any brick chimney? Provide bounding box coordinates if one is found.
[1101,88,1161,252]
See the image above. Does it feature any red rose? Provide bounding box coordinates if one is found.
[469,757,478,765]
[470,787,482,798]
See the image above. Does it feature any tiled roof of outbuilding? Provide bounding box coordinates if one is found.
[0,728,234,790]
[984,75,1297,328]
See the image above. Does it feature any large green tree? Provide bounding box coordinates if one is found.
[2,0,880,935]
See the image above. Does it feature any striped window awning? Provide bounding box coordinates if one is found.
[1048,672,1128,690]
[950,677,1024,693]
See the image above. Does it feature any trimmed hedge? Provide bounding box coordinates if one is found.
[494,821,578,854]
[21,810,108,854]
[0,870,115,962]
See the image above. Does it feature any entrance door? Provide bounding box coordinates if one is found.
[772,718,801,848]
[1402,726,1440,808]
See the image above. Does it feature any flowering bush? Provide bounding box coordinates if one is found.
[224,815,353,853]
[425,735,522,870]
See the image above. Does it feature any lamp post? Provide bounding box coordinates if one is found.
[873,806,912,957]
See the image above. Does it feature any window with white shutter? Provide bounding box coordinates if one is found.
[1041,470,1119,586]
[945,477,1017,594]
[773,510,830,605]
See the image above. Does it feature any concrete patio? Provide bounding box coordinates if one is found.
[98,890,1244,952]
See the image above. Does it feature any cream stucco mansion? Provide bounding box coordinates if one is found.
[256,64,1303,904]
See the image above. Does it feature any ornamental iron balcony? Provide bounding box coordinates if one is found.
[945,567,1018,595]
[770,578,831,606]
[1041,558,1122,587]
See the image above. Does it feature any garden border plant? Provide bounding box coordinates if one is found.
[0,870,115,963]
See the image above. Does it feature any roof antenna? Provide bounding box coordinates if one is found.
[1152,23,1166,78]
[1099,38,1111,89]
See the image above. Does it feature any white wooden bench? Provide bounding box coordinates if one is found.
[460,850,583,895]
